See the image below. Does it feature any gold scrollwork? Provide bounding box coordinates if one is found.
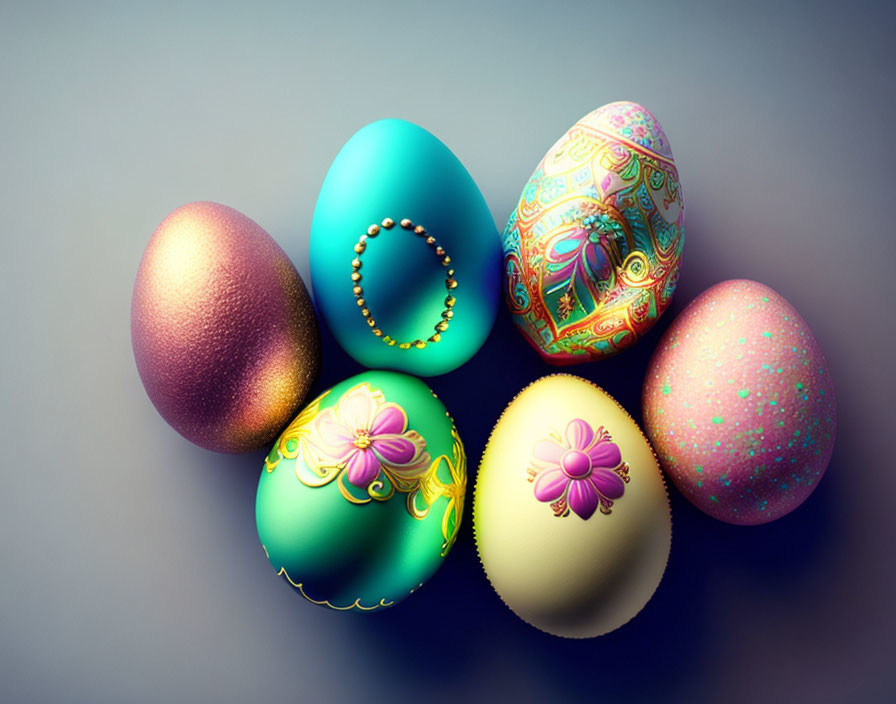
[263,384,467,558]
[276,565,394,611]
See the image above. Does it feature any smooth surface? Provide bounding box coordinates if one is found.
[310,119,500,375]
[257,370,464,610]
[475,375,671,638]
[1,1,894,702]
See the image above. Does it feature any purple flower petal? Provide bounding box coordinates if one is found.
[314,411,354,458]
[533,468,569,502]
[590,468,626,500]
[533,438,565,467]
[567,478,598,520]
[565,419,595,451]
[371,435,418,466]
[369,404,406,436]
[587,440,622,469]
[344,448,381,487]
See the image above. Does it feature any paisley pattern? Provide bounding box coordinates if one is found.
[265,383,466,557]
[503,101,685,363]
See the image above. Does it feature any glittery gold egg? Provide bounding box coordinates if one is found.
[131,202,320,453]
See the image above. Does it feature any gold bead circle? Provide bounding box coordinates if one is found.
[350,217,457,349]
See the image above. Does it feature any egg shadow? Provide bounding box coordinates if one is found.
[265,288,839,700]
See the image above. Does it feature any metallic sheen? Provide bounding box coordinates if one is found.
[131,201,320,453]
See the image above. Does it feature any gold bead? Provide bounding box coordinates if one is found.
[429,333,441,343]
[400,218,413,229]
[351,272,362,282]
[436,321,449,332]
[351,258,362,269]
[353,286,363,296]
[367,224,380,236]
[399,342,411,350]
[372,328,383,337]
[442,256,451,266]
[361,308,370,317]
[356,298,366,307]
[435,246,445,257]
[442,310,453,319]
[425,236,435,245]
[414,225,426,235]
[446,278,457,289]
[386,338,396,346]
[367,318,377,327]
[447,268,455,276]
[354,242,366,254]
[413,340,426,349]
[382,218,394,229]
[445,296,455,307]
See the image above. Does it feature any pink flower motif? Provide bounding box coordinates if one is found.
[312,384,429,488]
[528,419,630,519]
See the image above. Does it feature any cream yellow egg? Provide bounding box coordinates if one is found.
[474,374,671,638]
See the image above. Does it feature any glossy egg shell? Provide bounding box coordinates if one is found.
[503,101,684,363]
[642,279,837,525]
[131,202,320,453]
[474,374,671,638]
[256,370,466,611]
[310,119,501,376]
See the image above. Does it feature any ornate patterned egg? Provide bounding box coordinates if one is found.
[131,202,320,453]
[256,371,466,610]
[474,375,671,638]
[503,101,685,363]
[642,280,837,525]
[310,119,501,376]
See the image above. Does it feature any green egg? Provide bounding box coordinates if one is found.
[310,119,501,376]
[256,370,466,610]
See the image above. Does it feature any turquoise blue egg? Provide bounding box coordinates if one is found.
[310,120,501,376]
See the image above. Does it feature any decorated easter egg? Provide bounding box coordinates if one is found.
[131,202,320,453]
[642,280,837,525]
[503,101,685,363]
[310,119,501,376]
[256,370,466,610]
[474,374,671,638]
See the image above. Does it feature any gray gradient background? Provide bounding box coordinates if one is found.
[1,1,894,702]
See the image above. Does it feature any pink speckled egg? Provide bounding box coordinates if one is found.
[642,279,836,525]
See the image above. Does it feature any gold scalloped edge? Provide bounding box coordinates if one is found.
[276,566,394,612]
[471,372,673,639]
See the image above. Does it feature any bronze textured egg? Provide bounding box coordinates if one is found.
[131,202,320,453]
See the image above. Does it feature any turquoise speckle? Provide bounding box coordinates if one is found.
[712,416,724,424]
[738,389,750,399]
[762,331,772,338]
[662,383,671,396]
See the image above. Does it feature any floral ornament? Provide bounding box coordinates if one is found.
[312,383,431,492]
[265,382,466,557]
[542,201,632,324]
[583,212,625,240]
[527,419,630,519]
